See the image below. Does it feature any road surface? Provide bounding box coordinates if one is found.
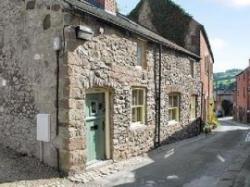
[89,118,250,187]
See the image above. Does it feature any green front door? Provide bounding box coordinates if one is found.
[85,93,106,163]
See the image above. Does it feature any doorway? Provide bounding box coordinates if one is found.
[85,89,111,164]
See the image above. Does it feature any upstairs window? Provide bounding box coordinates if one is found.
[132,88,146,124]
[136,40,147,68]
[168,93,180,122]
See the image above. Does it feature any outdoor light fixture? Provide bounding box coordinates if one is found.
[0,77,6,87]
[53,36,61,51]
[75,25,94,40]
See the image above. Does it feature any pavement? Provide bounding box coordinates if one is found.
[87,117,250,187]
[1,117,250,187]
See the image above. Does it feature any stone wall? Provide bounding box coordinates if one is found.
[62,12,201,172]
[0,0,65,168]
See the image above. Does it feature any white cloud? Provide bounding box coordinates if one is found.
[210,38,227,51]
[232,0,250,6]
[214,0,250,7]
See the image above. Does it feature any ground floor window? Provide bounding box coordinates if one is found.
[190,95,198,120]
[168,93,180,122]
[132,88,146,124]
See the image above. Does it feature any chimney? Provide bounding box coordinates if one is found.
[86,0,117,15]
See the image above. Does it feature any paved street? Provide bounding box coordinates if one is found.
[88,118,250,187]
[1,118,250,187]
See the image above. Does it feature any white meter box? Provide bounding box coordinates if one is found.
[37,114,51,142]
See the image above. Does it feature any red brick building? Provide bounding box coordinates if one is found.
[234,62,250,123]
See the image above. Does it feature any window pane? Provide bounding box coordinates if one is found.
[132,108,137,122]
[169,110,172,121]
[138,90,144,105]
[132,89,145,123]
[137,107,142,122]
[169,96,173,107]
[132,90,137,105]
[173,96,178,107]
[172,109,176,120]
[91,101,97,115]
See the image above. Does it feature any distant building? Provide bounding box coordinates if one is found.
[215,90,234,116]
[234,61,250,123]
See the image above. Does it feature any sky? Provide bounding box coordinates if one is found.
[116,0,250,73]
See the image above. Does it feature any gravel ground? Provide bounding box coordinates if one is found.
[0,144,69,187]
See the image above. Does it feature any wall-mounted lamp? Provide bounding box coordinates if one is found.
[0,77,6,87]
[53,36,62,51]
[75,25,94,40]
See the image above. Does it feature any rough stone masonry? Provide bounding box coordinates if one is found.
[0,0,202,173]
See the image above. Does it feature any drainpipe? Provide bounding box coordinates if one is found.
[200,81,204,131]
[154,44,162,148]
[157,44,162,146]
[56,50,60,172]
[53,36,61,172]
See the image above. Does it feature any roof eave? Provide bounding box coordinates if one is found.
[64,0,200,60]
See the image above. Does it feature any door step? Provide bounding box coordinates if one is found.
[86,160,113,172]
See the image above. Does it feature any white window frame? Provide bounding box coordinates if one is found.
[131,88,146,125]
[168,93,180,123]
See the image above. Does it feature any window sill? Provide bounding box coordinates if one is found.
[135,66,142,71]
[168,121,179,126]
[129,123,147,131]
[190,118,196,122]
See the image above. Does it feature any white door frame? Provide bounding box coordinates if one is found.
[86,88,111,160]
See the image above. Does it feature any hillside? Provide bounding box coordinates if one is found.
[214,69,242,91]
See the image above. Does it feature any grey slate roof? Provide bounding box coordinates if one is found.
[64,0,200,60]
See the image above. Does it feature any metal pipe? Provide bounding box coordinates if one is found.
[40,141,43,162]
[153,46,158,147]
[157,44,162,145]
[56,51,60,136]
[200,81,204,132]
[55,50,60,172]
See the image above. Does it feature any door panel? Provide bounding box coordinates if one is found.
[85,93,106,163]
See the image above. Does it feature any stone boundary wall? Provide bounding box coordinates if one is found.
[0,0,65,168]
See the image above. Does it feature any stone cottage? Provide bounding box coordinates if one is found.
[0,0,201,173]
[128,0,214,124]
